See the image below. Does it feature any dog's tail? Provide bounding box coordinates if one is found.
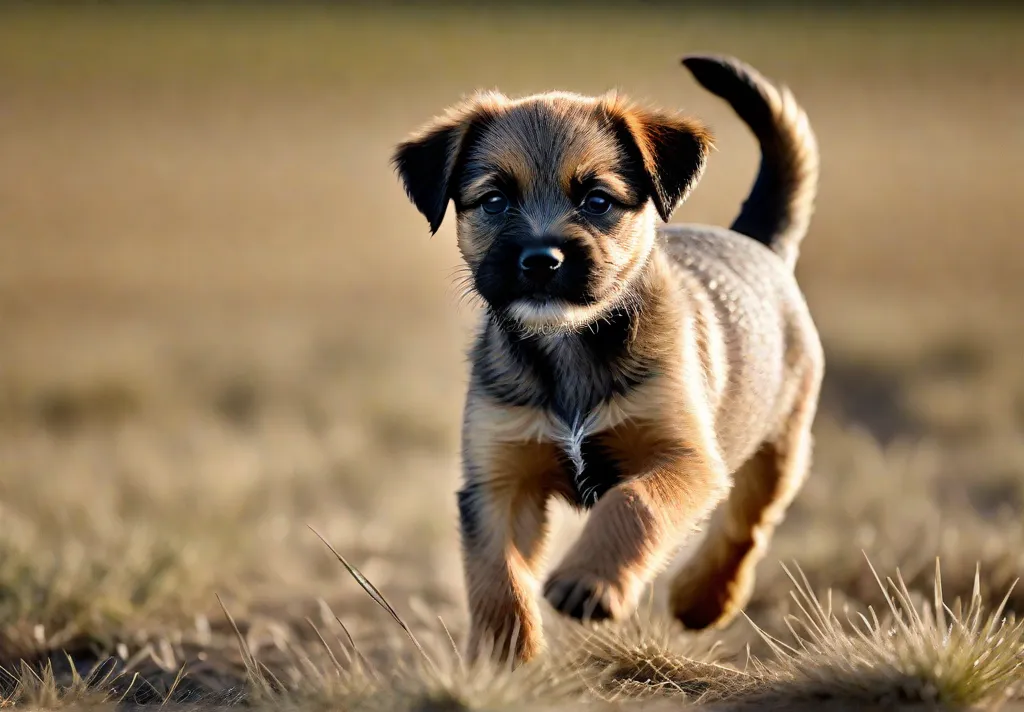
[682,55,818,270]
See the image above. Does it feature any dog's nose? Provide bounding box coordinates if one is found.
[519,246,564,283]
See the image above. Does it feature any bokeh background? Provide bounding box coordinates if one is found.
[1,0,1023,692]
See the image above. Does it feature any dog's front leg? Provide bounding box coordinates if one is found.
[544,443,728,622]
[459,476,550,665]
[458,431,563,665]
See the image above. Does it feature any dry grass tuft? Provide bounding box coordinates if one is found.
[746,560,1024,708]
[557,609,746,702]
[1,658,119,710]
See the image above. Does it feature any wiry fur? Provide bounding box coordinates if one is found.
[392,54,823,665]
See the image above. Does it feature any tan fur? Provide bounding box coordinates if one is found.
[670,364,821,627]
[393,55,823,666]
[459,428,560,661]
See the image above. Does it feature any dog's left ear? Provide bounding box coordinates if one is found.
[612,105,713,222]
[392,93,502,234]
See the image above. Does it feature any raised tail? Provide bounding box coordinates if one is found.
[682,55,819,270]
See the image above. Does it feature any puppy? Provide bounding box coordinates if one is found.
[393,54,823,665]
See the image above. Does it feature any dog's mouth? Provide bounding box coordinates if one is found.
[475,269,595,309]
[505,296,625,335]
[506,298,573,330]
[517,289,559,304]
[489,275,615,332]
[504,287,593,323]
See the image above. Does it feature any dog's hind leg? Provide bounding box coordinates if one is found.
[669,365,821,629]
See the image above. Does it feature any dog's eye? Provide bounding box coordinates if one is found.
[480,191,509,215]
[581,190,613,216]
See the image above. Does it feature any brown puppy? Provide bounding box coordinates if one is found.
[393,55,823,665]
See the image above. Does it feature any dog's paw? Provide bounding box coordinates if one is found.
[543,572,633,622]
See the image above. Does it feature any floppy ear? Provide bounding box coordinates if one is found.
[613,106,713,222]
[392,95,500,234]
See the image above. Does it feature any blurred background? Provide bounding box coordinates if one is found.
[1,0,1023,672]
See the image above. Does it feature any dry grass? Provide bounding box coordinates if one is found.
[1,3,1023,709]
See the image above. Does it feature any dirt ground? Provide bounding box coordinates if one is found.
[1,4,1023,709]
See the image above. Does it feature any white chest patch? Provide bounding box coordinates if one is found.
[553,410,602,505]
[549,394,645,505]
[479,382,658,505]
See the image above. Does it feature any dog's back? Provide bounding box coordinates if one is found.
[660,55,822,471]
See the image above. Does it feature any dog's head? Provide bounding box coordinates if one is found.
[393,91,712,332]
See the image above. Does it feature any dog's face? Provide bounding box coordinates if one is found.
[394,91,712,331]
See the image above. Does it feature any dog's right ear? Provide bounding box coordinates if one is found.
[392,94,502,235]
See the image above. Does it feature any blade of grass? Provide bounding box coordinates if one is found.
[308,525,438,676]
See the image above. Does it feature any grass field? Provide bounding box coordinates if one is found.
[2,4,1024,709]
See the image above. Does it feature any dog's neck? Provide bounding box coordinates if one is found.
[476,248,670,426]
